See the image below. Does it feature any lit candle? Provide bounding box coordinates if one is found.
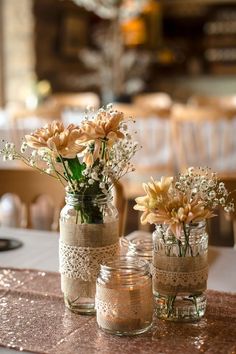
[95,257,153,336]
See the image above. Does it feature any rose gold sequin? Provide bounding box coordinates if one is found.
[0,267,235,354]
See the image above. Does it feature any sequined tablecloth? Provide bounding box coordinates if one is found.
[0,268,236,354]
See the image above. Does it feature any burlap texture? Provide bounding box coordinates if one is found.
[152,252,208,296]
[96,281,153,332]
[60,221,119,302]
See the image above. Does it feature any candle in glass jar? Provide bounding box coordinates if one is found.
[95,256,153,336]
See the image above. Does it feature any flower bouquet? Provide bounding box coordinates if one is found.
[1,104,138,314]
[134,167,234,321]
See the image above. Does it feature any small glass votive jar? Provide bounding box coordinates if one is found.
[95,256,153,336]
[121,232,153,262]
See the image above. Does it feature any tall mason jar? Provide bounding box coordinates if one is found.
[152,221,208,322]
[59,192,119,315]
[96,256,153,335]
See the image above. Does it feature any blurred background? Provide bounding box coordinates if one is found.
[1,0,236,104]
[0,0,236,246]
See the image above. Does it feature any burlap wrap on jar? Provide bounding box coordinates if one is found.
[59,221,119,304]
[96,280,153,332]
[152,253,208,296]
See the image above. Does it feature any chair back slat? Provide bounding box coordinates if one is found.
[48,92,100,110]
[113,103,175,199]
[171,103,236,174]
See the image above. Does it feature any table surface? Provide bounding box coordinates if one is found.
[0,226,235,354]
[0,268,236,354]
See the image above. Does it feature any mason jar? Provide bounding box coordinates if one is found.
[152,221,208,322]
[123,231,153,262]
[59,192,119,315]
[96,256,153,335]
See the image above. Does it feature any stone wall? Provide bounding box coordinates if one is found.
[2,0,35,104]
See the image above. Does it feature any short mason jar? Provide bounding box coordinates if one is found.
[152,221,208,322]
[123,232,153,262]
[96,256,153,335]
[59,192,119,315]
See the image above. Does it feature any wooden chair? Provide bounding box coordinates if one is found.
[189,94,236,116]
[47,92,100,111]
[113,103,175,233]
[206,174,236,249]
[112,103,145,119]
[171,103,236,174]
[8,105,62,150]
[0,169,127,235]
[114,103,175,199]
[0,169,65,231]
[112,181,127,237]
[11,105,61,123]
[219,175,236,249]
[133,92,172,117]
[170,104,236,247]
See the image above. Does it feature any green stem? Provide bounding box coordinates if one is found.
[182,223,193,257]
[177,239,182,257]
[19,158,61,181]
[80,210,84,224]
[101,140,106,160]
[58,155,75,192]
[50,159,68,183]
[191,294,200,317]
[65,294,81,308]
[54,171,67,188]
[167,295,176,318]
[75,208,79,224]
[14,152,67,189]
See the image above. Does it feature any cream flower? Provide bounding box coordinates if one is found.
[25,121,85,158]
[80,110,125,165]
[134,176,173,223]
[82,110,124,142]
[145,195,214,238]
[143,176,173,199]
[134,195,158,224]
[134,175,216,239]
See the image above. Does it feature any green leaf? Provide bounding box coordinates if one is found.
[56,156,62,163]
[66,158,85,181]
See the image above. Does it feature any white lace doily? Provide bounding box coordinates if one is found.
[59,241,119,281]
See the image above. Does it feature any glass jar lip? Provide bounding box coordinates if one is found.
[126,233,153,251]
[100,256,150,275]
[155,220,206,230]
[129,241,153,259]
[65,191,112,203]
[121,234,153,260]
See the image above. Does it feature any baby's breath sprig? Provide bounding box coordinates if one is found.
[134,167,235,239]
[175,167,234,213]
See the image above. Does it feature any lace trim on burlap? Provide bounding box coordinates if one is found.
[151,264,208,295]
[151,265,208,287]
[95,284,153,331]
[96,285,152,318]
[59,241,119,281]
[96,298,142,319]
